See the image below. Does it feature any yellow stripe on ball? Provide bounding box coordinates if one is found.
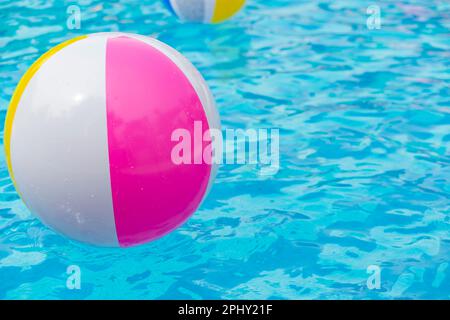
[211,0,245,23]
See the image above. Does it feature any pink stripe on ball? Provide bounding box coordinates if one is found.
[105,36,211,247]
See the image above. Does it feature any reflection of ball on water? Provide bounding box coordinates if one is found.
[4,33,220,247]
[163,0,246,23]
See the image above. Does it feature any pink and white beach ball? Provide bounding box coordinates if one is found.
[4,33,220,247]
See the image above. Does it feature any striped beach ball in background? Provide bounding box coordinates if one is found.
[163,0,246,23]
[4,33,221,247]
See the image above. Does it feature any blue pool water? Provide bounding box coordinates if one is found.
[0,0,449,299]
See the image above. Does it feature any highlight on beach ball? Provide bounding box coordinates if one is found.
[163,0,245,23]
[4,32,220,247]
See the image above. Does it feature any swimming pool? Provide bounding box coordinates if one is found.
[0,0,449,299]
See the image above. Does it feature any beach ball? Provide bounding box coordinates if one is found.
[4,33,220,247]
[163,0,245,23]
